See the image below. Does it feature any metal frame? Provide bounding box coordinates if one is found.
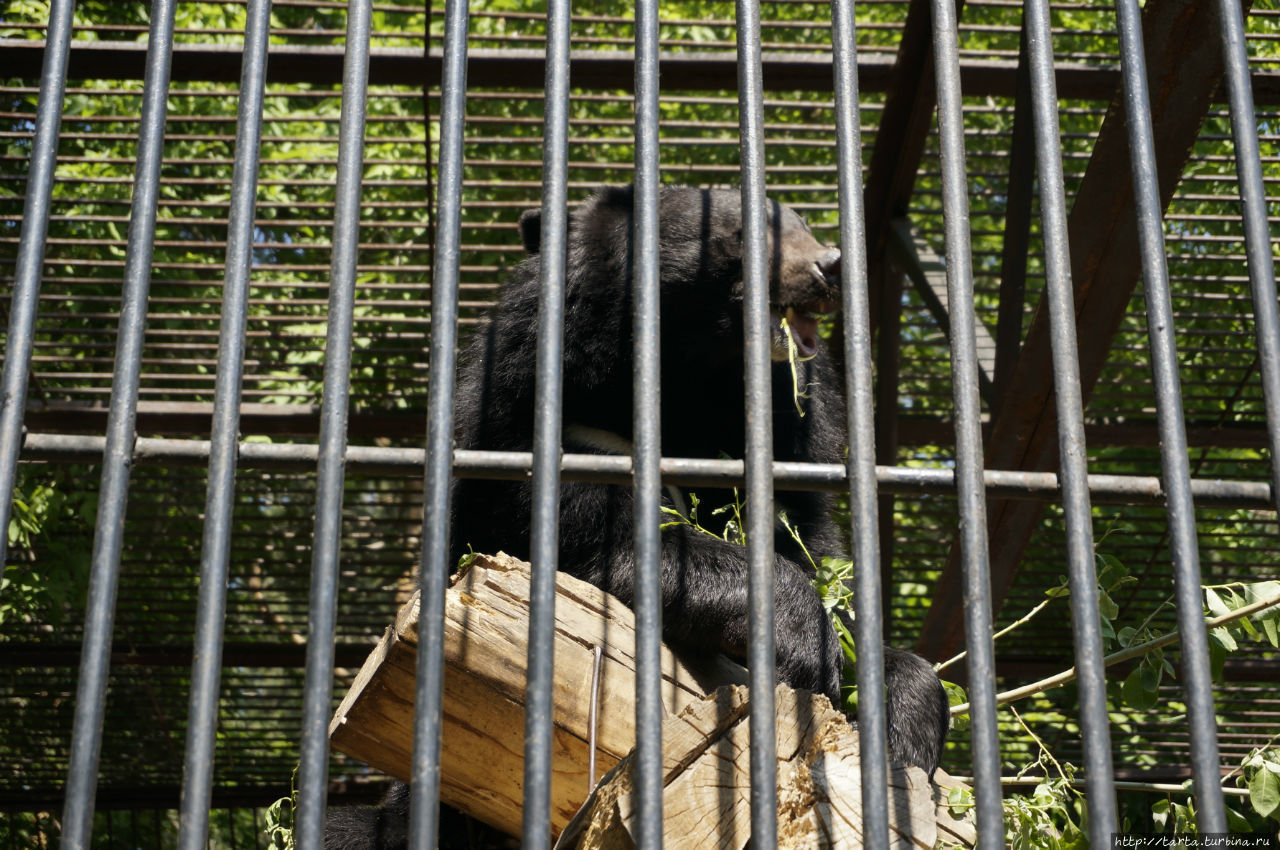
[2,0,1277,846]
[631,1,666,845]
[177,2,273,847]
[294,2,373,846]
[57,1,178,845]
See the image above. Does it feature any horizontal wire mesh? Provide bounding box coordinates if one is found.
[1,0,1278,835]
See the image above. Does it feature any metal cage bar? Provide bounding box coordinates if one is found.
[2,0,1276,841]
[829,0,890,846]
[735,0,780,843]
[1022,0,1119,841]
[0,0,74,576]
[176,2,273,846]
[59,1,178,846]
[928,0,1005,843]
[294,1,373,845]
[1112,0,1226,830]
[19,433,1275,507]
[631,0,665,846]
[523,0,572,844]
[1213,0,1280,505]
[409,0,470,846]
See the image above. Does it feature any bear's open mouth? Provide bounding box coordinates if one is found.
[771,301,837,361]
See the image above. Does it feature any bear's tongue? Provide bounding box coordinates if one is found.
[784,306,820,359]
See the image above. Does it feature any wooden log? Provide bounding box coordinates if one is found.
[328,552,976,847]
[554,684,977,850]
[328,552,746,836]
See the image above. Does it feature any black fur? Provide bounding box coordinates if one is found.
[325,186,948,847]
[324,784,409,850]
[884,646,952,776]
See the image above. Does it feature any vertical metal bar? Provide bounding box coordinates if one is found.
[409,0,469,846]
[1112,0,1225,829]
[293,2,373,846]
[1022,0,1119,841]
[0,0,75,578]
[734,1,778,844]
[631,0,664,848]
[522,0,572,845]
[176,2,272,847]
[830,1,889,846]
[928,0,1004,843]
[1214,0,1280,505]
[58,2,178,846]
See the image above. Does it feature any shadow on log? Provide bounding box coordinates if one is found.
[329,553,976,848]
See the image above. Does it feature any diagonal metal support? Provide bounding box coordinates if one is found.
[888,217,997,405]
[863,0,960,312]
[993,25,1037,416]
[916,0,1253,662]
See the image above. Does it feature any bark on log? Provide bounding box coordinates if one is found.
[329,552,746,836]
[328,552,975,847]
[554,684,977,850]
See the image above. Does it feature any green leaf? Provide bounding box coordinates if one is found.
[1122,666,1157,711]
[1151,798,1170,832]
[1208,634,1227,681]
[1098,590,1119,621]
[1211,625,1238,652]
[942,681,969,733]
[1141,661,1160,694]
[1205,586,1232,618]
[947,785,973,817]
[1248,766,1280,818]
[1264,614,1280,650]
[1225,805,1254,833]
[1045,581,1071,599]
[1096,553,1126,588]
[1248,581,1280,648]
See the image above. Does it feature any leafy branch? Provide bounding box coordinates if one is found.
[949,586,1280,714]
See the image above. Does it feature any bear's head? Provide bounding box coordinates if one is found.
[516,185,841,366]
[755,195,841,363]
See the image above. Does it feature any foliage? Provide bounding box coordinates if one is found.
[1239,746,1280,822]
[943,548,1280,841]
[1,466,95,628]
[265,767,299,850]
[3,0,1280,842]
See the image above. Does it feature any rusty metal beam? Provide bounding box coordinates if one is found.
[862,0,951,300]
[22,400,1276,450]
[23,400,426,440]
[2,39,1278,102]
[875,264,906,637]
[915,0,1250,661]
[993,25,1036,417]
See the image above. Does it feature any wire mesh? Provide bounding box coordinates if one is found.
[1,1,1278,846]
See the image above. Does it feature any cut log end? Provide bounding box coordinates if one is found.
[329,553,976,848]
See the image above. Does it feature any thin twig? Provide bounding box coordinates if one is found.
[951,590,1280,716]
[1008,704,1079,799]
[1219,727,1280,788]
[936,593,1057,674]
[947,776,1251,798]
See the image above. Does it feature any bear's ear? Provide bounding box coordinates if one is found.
[518,208,542,255]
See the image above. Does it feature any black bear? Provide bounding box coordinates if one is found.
[325,186,949,848]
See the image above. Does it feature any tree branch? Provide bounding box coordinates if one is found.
[951,590,1280,716]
